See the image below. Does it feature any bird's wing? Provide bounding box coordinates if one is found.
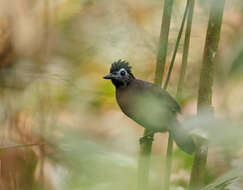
[135,80,181,114]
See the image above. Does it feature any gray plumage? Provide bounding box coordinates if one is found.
[104,60,195,154]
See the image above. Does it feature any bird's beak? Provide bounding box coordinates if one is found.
[103,73,116,79]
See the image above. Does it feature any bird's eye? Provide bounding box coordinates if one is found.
[120,71,126,76]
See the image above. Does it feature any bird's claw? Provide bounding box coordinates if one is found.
[139,135,154,144]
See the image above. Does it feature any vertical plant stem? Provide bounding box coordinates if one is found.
[189,0,226,189]
[189,139,208,190]
[137,1,174,190]
[155,0,175,86]
[162,134,173,190]
[197,0,225,108]
[162,1,190,190]
[137,131,153,190]
[163,0,190,90]
[176,0,195,100]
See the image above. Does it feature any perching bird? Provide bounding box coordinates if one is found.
[104,60,195,154]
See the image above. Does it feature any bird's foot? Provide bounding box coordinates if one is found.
[139,135,154,144]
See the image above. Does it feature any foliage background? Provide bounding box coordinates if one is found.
[0,0,243,189]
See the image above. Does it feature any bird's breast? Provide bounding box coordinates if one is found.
[115,86,171,132]
[116,88,134,117]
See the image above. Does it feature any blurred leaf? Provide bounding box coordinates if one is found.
[182,113,243,152]
[201,167,243,190]
[51,128,138,190]
[230,46,243,77]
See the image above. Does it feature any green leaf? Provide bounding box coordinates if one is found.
[201,168,243,190]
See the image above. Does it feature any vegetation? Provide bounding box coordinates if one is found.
[0,0,243,190]
[189,0,226,190]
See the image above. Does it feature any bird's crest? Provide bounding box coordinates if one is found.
[110,60,132,73]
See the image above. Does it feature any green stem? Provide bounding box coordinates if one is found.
[189,139,208,190]
[155,0,175,86]
[197,0,226,108]
[162,1,190,190]
[162,133,173,190]
[189,0,226,189]
[176,0,195,100]
[163,0,190,90]
[138,0,175,189]
[137,132,153,190]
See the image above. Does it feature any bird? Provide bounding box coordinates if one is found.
[103,60,195,154]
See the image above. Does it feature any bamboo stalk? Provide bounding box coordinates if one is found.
[176,0,195,100]
[162,1,190,190]
[189,0,226,189]
[155,0,175,86]
[162,134,173,190]
[137,1,175,190]
[163,0,190,90]
[137,131,153,190]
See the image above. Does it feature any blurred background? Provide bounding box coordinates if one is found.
[0,0,243,189]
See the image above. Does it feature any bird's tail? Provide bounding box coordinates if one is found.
[170,119,196,155]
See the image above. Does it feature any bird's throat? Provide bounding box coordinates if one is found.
[112,80,126,88]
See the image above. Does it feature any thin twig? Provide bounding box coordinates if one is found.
[163,0,190,90]
[0,143,45,150]
[176,0,195,100]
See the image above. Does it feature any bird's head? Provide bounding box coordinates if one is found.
[104,60,135,88]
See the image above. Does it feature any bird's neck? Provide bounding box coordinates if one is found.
[112,80,124,89]
[113,78,134,89]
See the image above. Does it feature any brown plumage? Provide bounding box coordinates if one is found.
[104,60,195,154]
